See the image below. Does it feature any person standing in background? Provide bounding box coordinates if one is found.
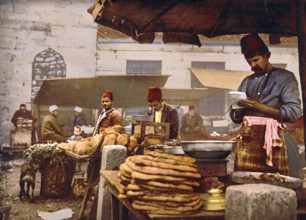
[180,106,205,134]
[92,90,122,135]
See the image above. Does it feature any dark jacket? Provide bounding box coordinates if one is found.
[11,109,35,127]
[73,114,87,127]
[155,102,179,139]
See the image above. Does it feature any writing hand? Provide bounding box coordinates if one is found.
[237,99,260,109]
[237,99,281,120]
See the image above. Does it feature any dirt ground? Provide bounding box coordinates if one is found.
[0,152,94,220]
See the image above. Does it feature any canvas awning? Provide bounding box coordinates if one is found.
[33,74,169,109]
[189,68,251,90]
[161,87,221,107]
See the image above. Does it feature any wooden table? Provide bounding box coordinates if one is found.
[100,170,225,220]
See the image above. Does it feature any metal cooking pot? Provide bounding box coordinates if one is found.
[181,140,236,159]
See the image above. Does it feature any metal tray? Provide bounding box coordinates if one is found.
[181,140,235,159]
[181,140,236,151]
[231,171,303,190]
[163,145,185,155]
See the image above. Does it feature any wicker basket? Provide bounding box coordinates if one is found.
[40,152,76,198]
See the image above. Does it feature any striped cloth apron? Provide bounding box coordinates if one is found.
[234,116,289,175]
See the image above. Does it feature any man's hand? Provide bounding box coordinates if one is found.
[237,99,281,120]
[237,99,260,109]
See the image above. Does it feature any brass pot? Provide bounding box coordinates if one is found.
[201,188,225,211]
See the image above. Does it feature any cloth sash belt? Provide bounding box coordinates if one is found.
[234,116,289,175]
[242,116,285,166]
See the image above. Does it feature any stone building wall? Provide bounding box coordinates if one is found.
[96,39,300,89]
[0,0,97,145]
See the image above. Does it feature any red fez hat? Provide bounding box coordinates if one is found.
[147,87,162,101]
[20,104,26,108]
[240,33,268,57]
[102,90,113,101]
[189,106,195,111]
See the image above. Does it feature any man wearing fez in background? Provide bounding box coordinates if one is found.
[147,87,179,139]
[180,106,205,134]
[41,105,67,143]
[92,90,122,135]
[11,104,35,127]
[88,90,123,217]
[230,33,302,177]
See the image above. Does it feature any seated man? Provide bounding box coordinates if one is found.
[180,106,205,134]
[41,105,67,143]
[11,104,35,127]
[147,87,179,139]
[73,106,87,127]
[11,103,37,144]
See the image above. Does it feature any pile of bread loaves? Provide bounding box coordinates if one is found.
[56,125,139,155]
[116,150,203,215]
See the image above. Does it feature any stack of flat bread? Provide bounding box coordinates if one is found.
[117,150,203,215]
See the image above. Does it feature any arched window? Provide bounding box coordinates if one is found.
[31,48,66,100]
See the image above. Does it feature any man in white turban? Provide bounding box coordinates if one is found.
[73,106,87,128]
[41,105,66,143]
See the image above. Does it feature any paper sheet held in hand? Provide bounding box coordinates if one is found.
[229,91,247,109]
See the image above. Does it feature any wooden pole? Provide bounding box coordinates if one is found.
[296,0,306,163]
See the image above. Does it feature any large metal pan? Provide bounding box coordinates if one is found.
[181,140,236,159]
[231,171,303,190]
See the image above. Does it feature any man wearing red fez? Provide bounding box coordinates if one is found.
[11,103,35,127]
[147,87,179,139]
[11,103,38,144]
[230,33,302,177]
[180,106,205,134]
[92,90,122,135]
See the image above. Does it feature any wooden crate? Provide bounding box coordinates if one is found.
[131,121,170,142]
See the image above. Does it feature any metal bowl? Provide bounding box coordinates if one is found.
[181,140,236,159]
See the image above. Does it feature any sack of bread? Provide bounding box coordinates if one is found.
[69,140,79,152]
[141,137,163,146]
[74,139,91,155]
[112,125,126,134]
[117,134,129,146]
[100,133,118,152]
[56,140,78,152]
[56,142,71,152]
[88,134,104,155]
[127,134,139,155]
